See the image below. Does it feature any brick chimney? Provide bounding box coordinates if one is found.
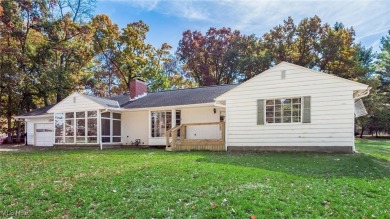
[129,78,147,100]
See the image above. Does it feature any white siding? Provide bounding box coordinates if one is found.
[48,93,105,113]
[25,117,53,146]
[121,111,149,146]
[181,107,222,140]
[122,106,224,146]
[222,63,359,148]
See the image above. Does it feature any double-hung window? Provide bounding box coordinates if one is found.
[257,96,310,125]
[265,98,302,123]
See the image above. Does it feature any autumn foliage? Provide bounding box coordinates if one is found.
[0,1,389,137]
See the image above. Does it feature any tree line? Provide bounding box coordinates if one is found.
[0,0,389,138]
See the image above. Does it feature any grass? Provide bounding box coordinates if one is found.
[0,141,389,218]
[355,138,390,161]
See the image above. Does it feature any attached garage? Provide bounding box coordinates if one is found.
[14,105,55,146]
[35,123,54,146]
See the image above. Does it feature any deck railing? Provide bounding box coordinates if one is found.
[166,122,225,151]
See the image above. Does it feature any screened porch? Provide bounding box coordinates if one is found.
[53,110,122,145]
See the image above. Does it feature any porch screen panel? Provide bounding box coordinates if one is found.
[65,113,74,143]
[54,111,97,144]
[55,113,64,143]
[87,111,97,143]
[100,112,122,143]
[101,116,111,143]
[76,112,86,143]
[112,113,121,143]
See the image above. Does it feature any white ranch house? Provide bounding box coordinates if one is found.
[15,62,369,153]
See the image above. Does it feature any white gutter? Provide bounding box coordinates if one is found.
[123,102,216,112]
[14,114,53,119]
[214,102,226,108]
[354,87,370,100]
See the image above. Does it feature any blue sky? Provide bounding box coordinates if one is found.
[95,0,390,53]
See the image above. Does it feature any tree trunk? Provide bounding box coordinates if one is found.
[360,126,364,138]
[7,92,12,143]
[44,94,49,107]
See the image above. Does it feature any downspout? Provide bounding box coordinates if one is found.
[214,100,226,108]
[214,103,226,108]
[354,87,370,100]
[99,108,109,150]
[24,121,27,146]
[352,87,371,153]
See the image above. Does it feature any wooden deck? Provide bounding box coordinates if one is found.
[166,122,225,151]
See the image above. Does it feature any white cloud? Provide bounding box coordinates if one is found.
[98,0,390,50]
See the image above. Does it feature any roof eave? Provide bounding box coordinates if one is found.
[14,114,53,119]
[123,102,216,111]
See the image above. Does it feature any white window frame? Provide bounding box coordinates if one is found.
[265,97,302,124]
[150,110,172,138]
[100,111,122,144]
[54,111,98,144]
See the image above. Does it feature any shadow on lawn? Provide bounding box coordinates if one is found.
[196,152,390,179]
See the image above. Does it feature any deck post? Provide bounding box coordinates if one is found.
[221,122,225,143]
[172,130,177,148]
[180,125,185,141]
[166,130,170,148]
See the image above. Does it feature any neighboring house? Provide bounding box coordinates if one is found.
[15,62,370,153]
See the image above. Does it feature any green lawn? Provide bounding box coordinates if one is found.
[0,141,389,218]
[355,138,390,161]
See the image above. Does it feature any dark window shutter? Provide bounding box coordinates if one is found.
[257,99,265,125]
[303,96,311,123]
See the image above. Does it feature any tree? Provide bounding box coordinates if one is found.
[0,0,96,139]
[237,35,272,80]
[176,27,245,86]
[263,16,361,80]
[0,0,50,141]
[376,31,390,99]
[148,55,197,91]
[91,14,173,96]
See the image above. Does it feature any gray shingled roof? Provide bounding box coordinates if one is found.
[18,105,55,117]
[16,85,236,117]
[109,93,131,106]
[122,84,237,109]
[80,93,120,108]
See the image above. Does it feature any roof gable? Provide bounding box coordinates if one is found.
[48,92,119,113]
[216,62,369,100]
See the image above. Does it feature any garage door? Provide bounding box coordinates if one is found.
[35,123,54,146]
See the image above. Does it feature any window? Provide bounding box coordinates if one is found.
[265,98,301,123]
[100,112,121,143]
[55,113,64,143]
[176,110,181,137]
[54,111,98,144]
[87,111,97,143]
[112,113,121,142]
[151,111,172,137]
[65,113,75,143]
[76,112,86,143]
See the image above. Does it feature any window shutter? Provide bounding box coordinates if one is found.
[257,99,265,125]
[303,96,311,123]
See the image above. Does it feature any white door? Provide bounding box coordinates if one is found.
[35,123,54,146]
